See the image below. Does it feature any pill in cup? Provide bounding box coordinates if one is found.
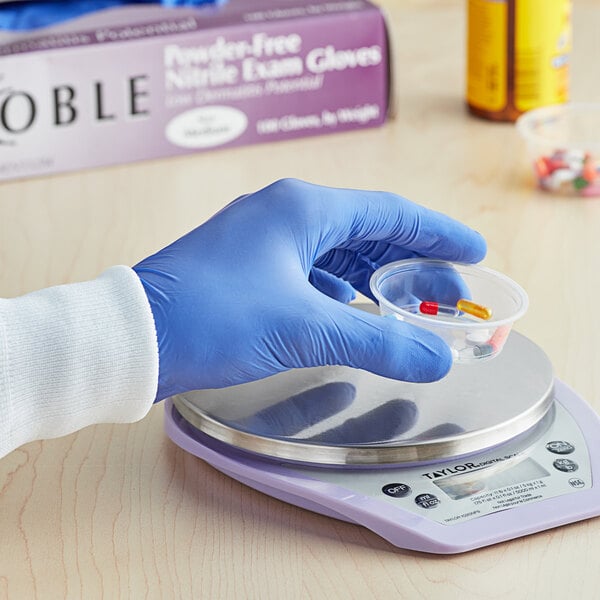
[369,259,528,364]
[516,103,600,197]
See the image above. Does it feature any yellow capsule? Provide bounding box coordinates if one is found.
[456,298,492,320]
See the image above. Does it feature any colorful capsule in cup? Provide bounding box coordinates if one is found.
[534,149,600,197]
[419,299,492,320]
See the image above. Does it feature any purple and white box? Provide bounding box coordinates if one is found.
[0,0,390,181]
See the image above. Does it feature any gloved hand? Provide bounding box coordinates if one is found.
[133,179,487,401]
[0,0,225,31]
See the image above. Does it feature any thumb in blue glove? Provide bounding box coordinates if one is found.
[133,179,487,401]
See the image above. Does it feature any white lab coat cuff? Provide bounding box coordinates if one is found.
[0,266,158,457]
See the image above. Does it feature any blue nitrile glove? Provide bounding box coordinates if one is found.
[133,179,487,402]
[0,0,226,31]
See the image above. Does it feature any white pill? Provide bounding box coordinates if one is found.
[550,168,577,186]
[466,329,490,344]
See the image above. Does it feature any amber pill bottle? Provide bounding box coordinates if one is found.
[466,0,572,122]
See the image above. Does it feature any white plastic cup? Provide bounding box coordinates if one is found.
[516,103,600,197]
[370,259,528,363]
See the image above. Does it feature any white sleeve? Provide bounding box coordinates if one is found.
[0,265,159,458]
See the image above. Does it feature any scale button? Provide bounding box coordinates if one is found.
[382,483,411,498]
[546,441,575,455]
[415,493,440,509]
[553,458,579,473]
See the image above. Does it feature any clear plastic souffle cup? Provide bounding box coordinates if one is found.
[516,103,600,197]
[369,259,528,364]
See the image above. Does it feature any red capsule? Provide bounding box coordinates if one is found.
[419,301,439,315]
[489,325,511,350]
[534,157,550,178]
[583,155,597,183]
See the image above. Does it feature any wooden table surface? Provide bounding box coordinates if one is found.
[1,1,600,598]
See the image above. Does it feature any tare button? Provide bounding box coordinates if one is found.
[546,441,575,455]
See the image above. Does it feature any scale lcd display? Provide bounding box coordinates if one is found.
[433,457,551,500]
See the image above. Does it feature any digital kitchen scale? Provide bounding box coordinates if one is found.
[164,322,600,554]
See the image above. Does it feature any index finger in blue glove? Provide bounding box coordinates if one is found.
[314,248,472,304]
[309,267,356,303]
[261,180,487,270]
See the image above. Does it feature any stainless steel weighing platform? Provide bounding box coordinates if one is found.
[165,315,600,553]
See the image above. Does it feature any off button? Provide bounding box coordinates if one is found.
[382,483,411,498]
[415,493,440,509]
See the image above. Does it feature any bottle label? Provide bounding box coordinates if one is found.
[467,0,508,112]
[467,0,571,116]
[514,0,571,112]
